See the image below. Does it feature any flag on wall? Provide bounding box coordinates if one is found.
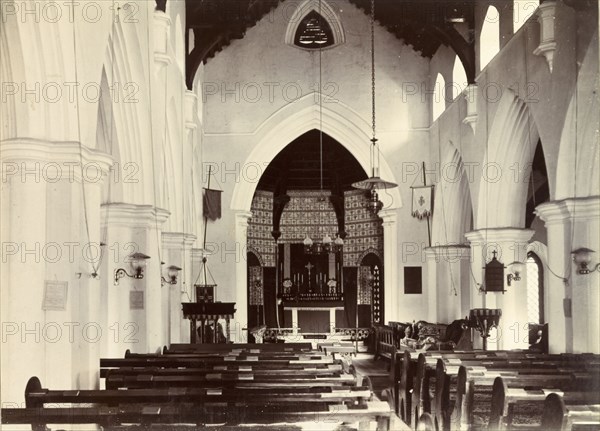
[411,186,434,219]
[203,188,222,220]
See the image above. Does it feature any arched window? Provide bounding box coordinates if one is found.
[432,73,446,121]
[526,252,544,324]
[513,0,539,33]
[451,56,468,100]
[294,10,334,49]
[480,5,500,70]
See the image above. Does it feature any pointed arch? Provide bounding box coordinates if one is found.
[432,73,446,121]
[284,0,345,50]
[476,90,540,228]
[480,5,500,70]
[101,16,156,204]
[432,143,473,245]
[451,55,468,100]
[555,30,600,200]
[230,94,401,213]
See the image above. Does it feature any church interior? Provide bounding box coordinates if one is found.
[1,0,599,429]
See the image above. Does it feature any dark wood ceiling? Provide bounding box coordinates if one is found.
[256,129,367,193]
[182,0,476,89]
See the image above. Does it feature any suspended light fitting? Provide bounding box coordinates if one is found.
[352,0,397,213]
[303,0,343,254]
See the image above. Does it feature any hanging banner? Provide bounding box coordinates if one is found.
[203,188,222,220]
[411,185,434,219]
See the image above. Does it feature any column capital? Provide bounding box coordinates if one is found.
[378,208,397,225]
[153,10,172,66]
[536,196,600,226]
[162,232,197,249]
[465,227,534,244]
[235,210,253,226]
[191,248,206,260]
[0,138,114,183]
[101,203,170,229]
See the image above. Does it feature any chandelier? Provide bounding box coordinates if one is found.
[304,232,344,254]
[352,0,397,213]
[303,1,344,255]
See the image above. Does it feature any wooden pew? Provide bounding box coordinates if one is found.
[23,376,372,407]
[2,401,393,430]
[435,357,600,431]
[462,370,598,430]
[101,363,344,379]
[373,323,396,364]
[105,371,358,390]
[166,342,313,353]
[394,350,418,423]
[541,392,600,431]
[3,346,395,431]
[407,351,599,430]
[100,355,336,371]
[488,375,600,430]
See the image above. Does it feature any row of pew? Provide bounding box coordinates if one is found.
[388,349,600,430]
[1,342,394,430]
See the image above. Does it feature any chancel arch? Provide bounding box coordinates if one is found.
[246,129,388,336]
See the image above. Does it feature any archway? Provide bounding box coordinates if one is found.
[230,96,402,329]
[476,90,540,229]
[358,252,384,327]
[245,129,386,336]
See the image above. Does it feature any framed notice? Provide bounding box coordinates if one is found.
[42,281,68,310]
[130,291,144,310]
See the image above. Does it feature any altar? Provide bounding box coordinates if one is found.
[283,302,344,335]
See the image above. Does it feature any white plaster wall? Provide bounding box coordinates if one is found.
[199,0,433,324]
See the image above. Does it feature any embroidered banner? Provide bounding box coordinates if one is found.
[411,186,434,219]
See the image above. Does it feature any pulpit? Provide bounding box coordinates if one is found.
[182,302,236,343]
[469,308,502,350]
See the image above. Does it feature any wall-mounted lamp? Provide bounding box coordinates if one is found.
[161,263,182,286]
[506,261,525,286]
[572,248,600,275]
[114,252,151,285]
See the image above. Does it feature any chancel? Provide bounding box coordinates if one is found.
[1,0,599,430]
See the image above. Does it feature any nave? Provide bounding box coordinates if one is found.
[1,0,599,429]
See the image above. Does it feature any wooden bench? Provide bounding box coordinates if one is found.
[165,342,313,354]
[395,350,600,430]
[23,376,372,407]
[373,323,397,364]
[2,400,393,429]
[488,375,600,430]
[2,345,395,431]
[541,392,600,430]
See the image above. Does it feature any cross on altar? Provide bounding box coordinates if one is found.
[305,262,314,289]
[491,250,498,259]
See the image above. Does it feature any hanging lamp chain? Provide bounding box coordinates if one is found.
[371,0,376,144]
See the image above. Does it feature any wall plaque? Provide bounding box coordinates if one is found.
[42,281,68,310]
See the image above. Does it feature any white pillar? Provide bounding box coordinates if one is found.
[0,139,112,402]
[465,228,534,350]
[379,209,398,324]
[537,197,600,353]
[162,232,197,344]
[100,203,170,355]
[234,211,252,342]
[424,245,471,323]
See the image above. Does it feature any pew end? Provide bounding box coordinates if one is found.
[542,392,600,431]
